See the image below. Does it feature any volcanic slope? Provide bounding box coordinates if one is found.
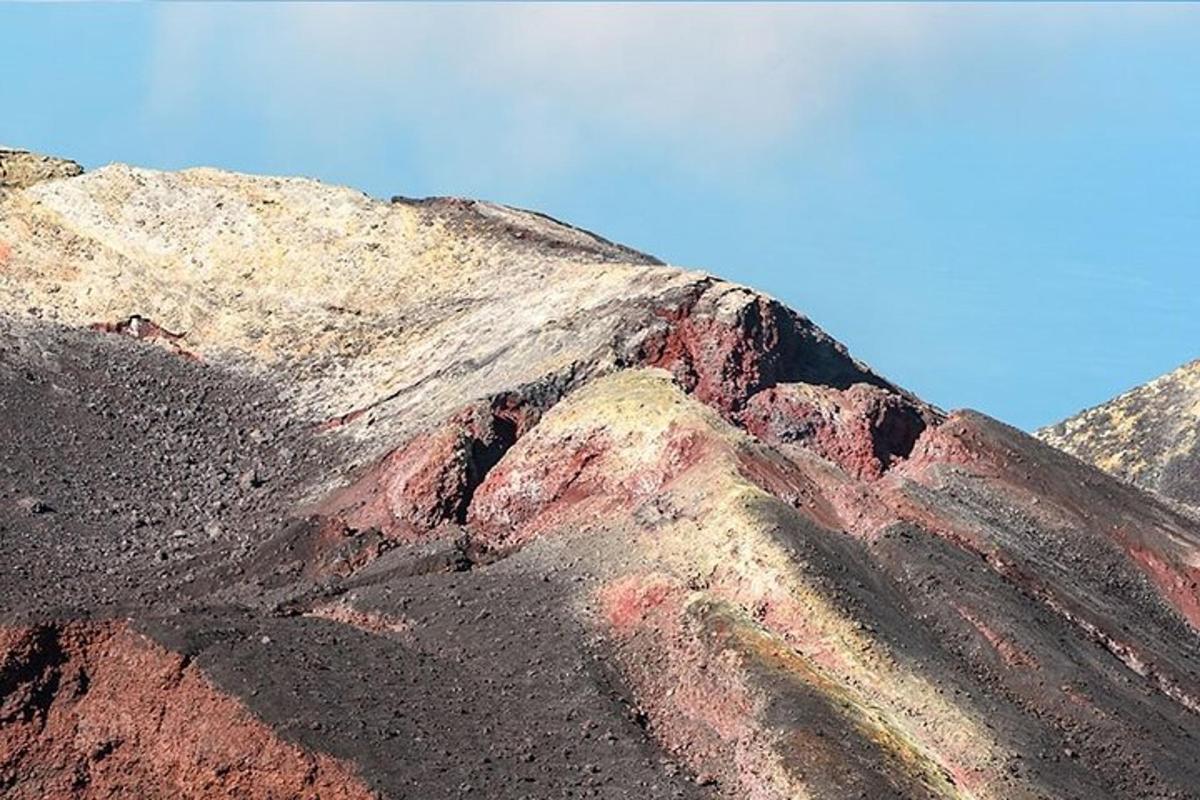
[2,152,1200,799]
[1039,359,1200,509]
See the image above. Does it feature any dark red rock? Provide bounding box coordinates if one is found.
[0,622,374,800]
[739,382,936,480]
[633,286,888,415]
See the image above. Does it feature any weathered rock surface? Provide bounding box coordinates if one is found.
[0,148,83,190]
[2,150,1199,799]
[1039,360,1200,509]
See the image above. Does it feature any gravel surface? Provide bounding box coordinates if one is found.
[0,318,713,798]
[0,318,334,621]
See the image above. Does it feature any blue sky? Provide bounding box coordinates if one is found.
[3,3,1198,430]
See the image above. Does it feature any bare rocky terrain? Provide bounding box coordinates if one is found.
[1039,360,1200,509]
[2,150,1200,799]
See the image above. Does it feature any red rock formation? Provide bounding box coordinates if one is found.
[297,396,533,575]
[740,382,936,480]
[0,623,373,800]
[634,286,884,416]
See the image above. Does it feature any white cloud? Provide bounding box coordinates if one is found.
[146,3,1191,183]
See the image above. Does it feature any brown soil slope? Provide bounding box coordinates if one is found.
[1039,360,1200,509]
[2,152,1200,799]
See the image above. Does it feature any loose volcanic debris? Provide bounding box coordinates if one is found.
[1,150,1199,799]
[0,317,335,620]
[0,621,375,800]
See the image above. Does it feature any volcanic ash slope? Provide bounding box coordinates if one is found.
[2,153,1200,800]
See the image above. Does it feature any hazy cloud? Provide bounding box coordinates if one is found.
[147,3,1187,183]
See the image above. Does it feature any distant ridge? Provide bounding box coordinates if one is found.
[1039,359,1200,508]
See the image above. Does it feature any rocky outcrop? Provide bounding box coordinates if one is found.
[739,381,937,479]
[1038,360,1200,508]
[0,148,82,190]
[2,150,1199,799]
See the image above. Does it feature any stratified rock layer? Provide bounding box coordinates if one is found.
[2,150,1199,799]
[1039,360,1200,508]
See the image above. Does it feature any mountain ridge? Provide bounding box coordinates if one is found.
[2,150,1199,800]
[1038,359,1200,509]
